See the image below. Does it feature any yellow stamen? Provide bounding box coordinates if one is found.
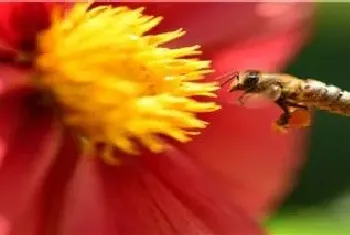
[35,2,221,163]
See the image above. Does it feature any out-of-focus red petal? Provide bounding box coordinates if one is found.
[0,64,35,163]
[0,131,80,235]
[54,149,264,235]
[54,157,118,235]
[0,3,51,51]
[0,94,25,165]
[0,95,60,234]
[0,3,72,52]
[0,64,33,96]
[114,2,313,51]
[38,132,80,235]
[143,148,265,235]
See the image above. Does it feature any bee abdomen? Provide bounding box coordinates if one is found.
[330,91,350,115]
[300,79,350,115]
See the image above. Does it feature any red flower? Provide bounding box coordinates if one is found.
[0,2,313,235]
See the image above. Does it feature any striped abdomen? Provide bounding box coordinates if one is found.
[292,79,350,116]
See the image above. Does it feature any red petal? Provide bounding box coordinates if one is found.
[0,3,72,52]
[0,64,33,96]
[53,149,264,235]
[0,64,35,162]
[53,157,118,235]
[112,2,313,51]
[143,148,265,235]
[0,100,61,234]
[0,3,50,51]
[38,132,80,235]
[0,132,80,235]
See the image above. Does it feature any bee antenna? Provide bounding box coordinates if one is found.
[220,77,234,87]
[216,71,239,87]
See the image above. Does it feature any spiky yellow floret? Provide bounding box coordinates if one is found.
[35,2,220,163]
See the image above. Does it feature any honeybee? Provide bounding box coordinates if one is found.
[220,70,350,133]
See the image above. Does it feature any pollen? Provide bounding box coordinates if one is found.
[35,2,220,163]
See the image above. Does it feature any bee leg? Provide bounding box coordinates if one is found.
[272,118,290,134]
[273,112,291,133]
[238,89,257,105]
[272,99,291,133]
[284,101,309,111]
[238,94,245,105]
[238,92,251,105]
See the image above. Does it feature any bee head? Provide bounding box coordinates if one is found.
[224,70,261,92]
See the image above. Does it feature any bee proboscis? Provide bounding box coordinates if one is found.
[219,70,350,133]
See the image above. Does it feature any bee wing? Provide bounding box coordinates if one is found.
[225,92,274,109]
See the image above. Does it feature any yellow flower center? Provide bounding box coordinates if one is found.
[34,2,220,164]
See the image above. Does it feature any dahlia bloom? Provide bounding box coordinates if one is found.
[0,2,313,235]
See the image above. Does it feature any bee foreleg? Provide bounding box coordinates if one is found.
[238,94,245,105]
[238,88,259,105]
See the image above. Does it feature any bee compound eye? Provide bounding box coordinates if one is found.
[244,70,260,87]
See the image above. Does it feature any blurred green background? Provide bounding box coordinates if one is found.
[268,3,350,234]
